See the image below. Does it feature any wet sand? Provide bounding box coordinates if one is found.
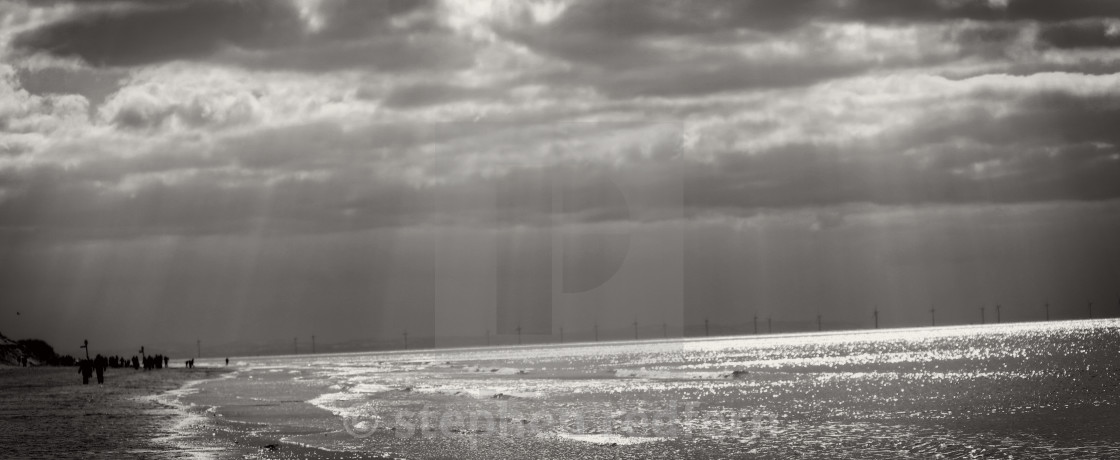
[0,365,464,459]
[0,365,230,459]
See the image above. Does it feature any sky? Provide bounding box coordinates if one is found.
[2,0,1119,356]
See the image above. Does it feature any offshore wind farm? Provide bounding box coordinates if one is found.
[226,297,1118,356]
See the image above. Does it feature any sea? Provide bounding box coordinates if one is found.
[174,320,1120,459]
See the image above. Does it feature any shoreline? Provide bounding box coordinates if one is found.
[172,367,396,459]
[0,365,232,459]
[142,370,237,459]
[11,320,1117,459]
[173,321,1120,459]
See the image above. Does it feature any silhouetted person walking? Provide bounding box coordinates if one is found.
[164,356,169,368]
[225,358,229,366]
[94,355,107,384]
[78,359,94,385]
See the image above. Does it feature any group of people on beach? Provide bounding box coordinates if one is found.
[142,354,169,370]
[75,352,177,384]
[102,355,136,369]
[70,341,232,384]
[77,355,110,384]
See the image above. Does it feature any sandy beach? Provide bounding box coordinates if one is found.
[0,365,411,459]
[0,365,230,459]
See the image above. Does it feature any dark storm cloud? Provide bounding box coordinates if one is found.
[8,80,1120,237]
[12,0,304,67]
[0,163,650,238]
[945,22,1025,58]
[683,92,1120,211]
[1038,20,1120,49]
[523,0,1120,36]
[5,0,1120,232]
[220,35,475,73]
[313,0,444,40]
[915,91,1120,148]
[564,58,867,99]
[685,142,1120,212]
[497,23,877,99]
[0,119,668,236]
[497,0,1120,99]
[11,0,471,72]
[217,120,524,172]
[0,122,448,236]
[15,67,126,107]
[935,59,1120,81]
[0,122,414,236]
[381,83,501,109]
